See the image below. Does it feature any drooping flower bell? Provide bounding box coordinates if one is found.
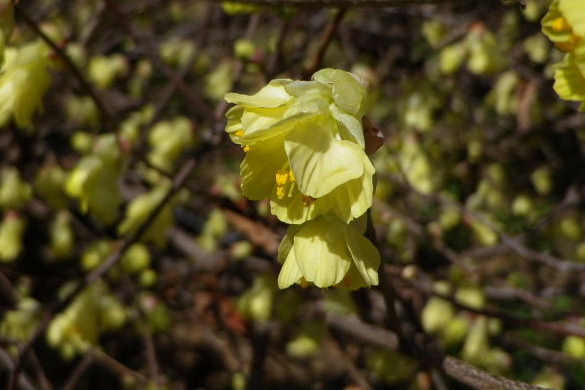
[277,216,380,289]
[224,68,382,290]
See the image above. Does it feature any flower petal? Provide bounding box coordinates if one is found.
[278,239,303,288]
[293,219,351,288]
[329,103,365,146]
[240,134,287,200]
[271,188,332,224]
[553,54,585,102]
[344,223,380,286]
[285,123,364,198]
[559,0,585,38]
[313,68,367,117]
[225,79,293,108]
[320,157,375,222]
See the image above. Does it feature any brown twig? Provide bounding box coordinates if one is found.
[141,323,162,388]
[27,350,51,390]
[326,312,399,350]
[0,348,35,390]
[303,7,347,78]
[14,5,115,133]
[62,354,94,390]
[207,0,480,7]
[88,346,150,384]
[443,356,553,390]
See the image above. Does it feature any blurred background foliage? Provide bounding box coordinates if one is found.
[0,0,584,389]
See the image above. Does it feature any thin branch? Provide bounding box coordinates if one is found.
[101,0,215,120]
[14,5,115,133]
[140,323,162,388]
[88,346,150,384]
[303,7,347,77]
[27,350,51,390]
[207,0,481,7]
[0,348,35,390]
[325,313,399,350]
[443,356,553,390]
[62,354,94,390]
[324,313,556,390]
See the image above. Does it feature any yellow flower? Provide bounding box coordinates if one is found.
[0,41,52,128]
[225,69,373,224]
[277,216,380,290]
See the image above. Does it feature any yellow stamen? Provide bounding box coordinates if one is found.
[243,145,251,153]
[551,17,571,33]
[235,130,245,137]
[275,170,289,186]
[276,186,286,199]
[275,169,297,199]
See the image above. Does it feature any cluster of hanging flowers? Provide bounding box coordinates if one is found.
[225,69,381,289]
[541,0,585,110]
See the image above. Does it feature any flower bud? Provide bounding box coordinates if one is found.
[50,210,74,260]
[121,243,151,274]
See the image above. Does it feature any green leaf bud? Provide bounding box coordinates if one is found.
[455,286,485,310]
[285,322,325,358]
[66,135,123,225]
[139,268,158,287]
[512,194,534,217]
[562,335,585,359]
[422,19,447,49]
[462,316,490,366]
[221,2,262,15]
[159,37,195,68]
[0,211,26,262]
[148,117,196,171]
[121,243,151,274]
[81,240,111,271]
[118,185,174,247]
[88,54,129,89]
[47,282,126,359]
[50,210,75,260]
[466,25,506,75]
[34,164,69,208]
[421,296,455,334]
[440,43,467,75]
[0,297,40,342]
[234,39,256,60]
[531,166,553,195]
[237,273,275,322]
[0,167,32,210]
